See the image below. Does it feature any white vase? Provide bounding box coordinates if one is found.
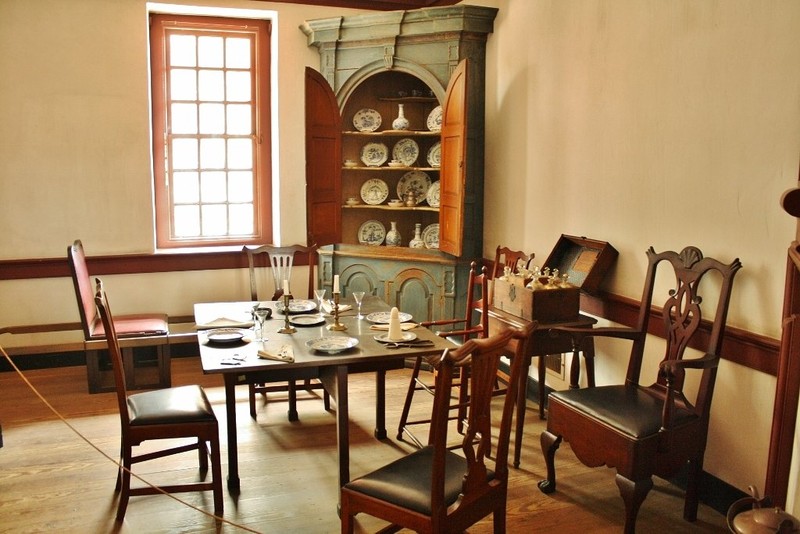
[386,221,402,247]
[409,223,424,248]
[392,104,409,130]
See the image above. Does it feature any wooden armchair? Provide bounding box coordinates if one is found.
[94,280,222,520]
[397,261,489,446]
[242,244,329,421]
[341,322,536,533]
[538,246,741,533]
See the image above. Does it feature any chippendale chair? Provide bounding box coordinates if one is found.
[94,280,222,520]
[538,246,741,534]
[397,261,489,447]
[491,245,534,280]
[243,244,328,421]
[341,322,536,534]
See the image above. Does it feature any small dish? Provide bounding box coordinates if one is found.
[358,220,386,246]
[366,311,414,324]
[290,314,326,327]
[306,337,359,354]
[374,332,418,343]
[427,105,442,132]
[353,108,381,132]
[205,328,246,344]
[275,299,317,314]
[388,160,404,168]
[387,199,404,208]
[360,178,389,205]
[343,159,359,168]
[360,142,389,167]
[422,223,440,249]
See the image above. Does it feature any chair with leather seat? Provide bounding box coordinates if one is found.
[68,240,170,393]
[396,261,489,447]
[341,322,535,534]
[538,246,741,534]
[491,245,534,280]
[243,243,329,421]
[94,279,223,521]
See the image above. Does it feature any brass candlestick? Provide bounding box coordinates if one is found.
[277,293,297,334]
[327,292,347,331]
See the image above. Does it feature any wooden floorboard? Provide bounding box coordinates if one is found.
[0,356,728,533]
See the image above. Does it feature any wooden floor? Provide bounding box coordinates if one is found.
[0,356,729,533]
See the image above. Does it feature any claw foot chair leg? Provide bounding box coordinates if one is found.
[615,474,653,534]
[538,431,561,494]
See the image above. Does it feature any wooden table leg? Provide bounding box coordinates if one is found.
[224,374,240,492]
[335,366,350,488]
[514,355,532,468]
[374,369,387,439]
[538,354,547,420]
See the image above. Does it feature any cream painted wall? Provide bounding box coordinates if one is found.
[1,0,800,505]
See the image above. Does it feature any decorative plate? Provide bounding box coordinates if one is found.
[374,332,418,343]
[360,142,389,167]
[397,171,432,205]
[366,311,414,324]
[426,141,441,167]
[426,180,441,207]
[392,138,419,167]
[275,299,317,314]
[205,328,246,344]
[358,220,386,246]
[305,336,359,354]
[360,178,389,205]
[422,223,440,249]
[353,108,381,132]
[427,105,442,132]
[290,314,326,327]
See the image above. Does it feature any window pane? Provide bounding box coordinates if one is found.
[170,69,197,101]
[226,71,251,102]
[199,103,225,134]
[227,138,252,170]
[174,204,200,236]
[226,37,250,69]
[229,203,254,234]
[173,171,199,203]
[172,138,198,169]
[198,36,223,68]
[201,204,228,236]
[226,104,252,134]
[169,34,196,67]
[200,171,226,202]
[171,103,197,134]
[198,70,224,101]
[228,171,253,202]
[200,138,225,169]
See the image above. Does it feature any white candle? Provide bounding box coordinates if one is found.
[388,307,403,341]
[283,279,290,295]
[333,275,340,294]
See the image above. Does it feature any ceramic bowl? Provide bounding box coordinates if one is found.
[387,200,404,207]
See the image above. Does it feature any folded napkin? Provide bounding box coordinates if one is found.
[321,300,352,314]
[370,323,418,331]
[258,345,294,363]
[196,317,254,330]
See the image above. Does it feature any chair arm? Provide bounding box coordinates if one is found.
[421,318,467,329]
[658,352,719,386]
[548,325,643,353]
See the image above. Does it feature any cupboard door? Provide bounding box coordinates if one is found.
[305,67,342,247]
[439,60,468,257]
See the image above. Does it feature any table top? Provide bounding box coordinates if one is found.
[485,305,598,330]
[194,296,454,374]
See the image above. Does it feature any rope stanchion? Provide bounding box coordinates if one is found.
[0,342,259,533]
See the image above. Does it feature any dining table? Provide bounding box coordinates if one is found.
[194,295,455,492]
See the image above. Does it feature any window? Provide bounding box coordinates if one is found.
[150,14,272,248]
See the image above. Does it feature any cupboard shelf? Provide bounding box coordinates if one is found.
[343,130,440,137]
[343,204,438,212]
[342,166,439,171]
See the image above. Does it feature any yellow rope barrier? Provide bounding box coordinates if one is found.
[0,343,260,533]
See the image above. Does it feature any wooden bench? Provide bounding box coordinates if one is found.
[0,319,198,393]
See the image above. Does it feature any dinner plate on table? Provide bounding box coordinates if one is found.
[289,314,326,327]
[205,328,247,344]
[305,337,359,354]
[366,311,413,324]
[374,332,417,343]
[275,299,317,314]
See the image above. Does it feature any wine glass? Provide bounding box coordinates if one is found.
[253,307,271,341]
[353,291,366,320]
[314,288,326,316]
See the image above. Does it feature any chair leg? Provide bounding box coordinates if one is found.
[210,433,224,516]
[116,445,133,521]
[396,356,424,440]
[493,501,507,533]
[683,454,703,521]
[249,383,258,420]
[198,438,208,471]
[323,389,331,411]
[287,380,298,421]
[538,430,562,494]
[615,473,653,534]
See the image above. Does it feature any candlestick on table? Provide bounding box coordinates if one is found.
[327,292,348,331]
[277,293,297,334]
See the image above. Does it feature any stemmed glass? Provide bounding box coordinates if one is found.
[253,307,271,341]
[314,288,327,317]
[353,291,366,320]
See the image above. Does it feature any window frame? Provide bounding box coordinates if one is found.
[150,13,272,249]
